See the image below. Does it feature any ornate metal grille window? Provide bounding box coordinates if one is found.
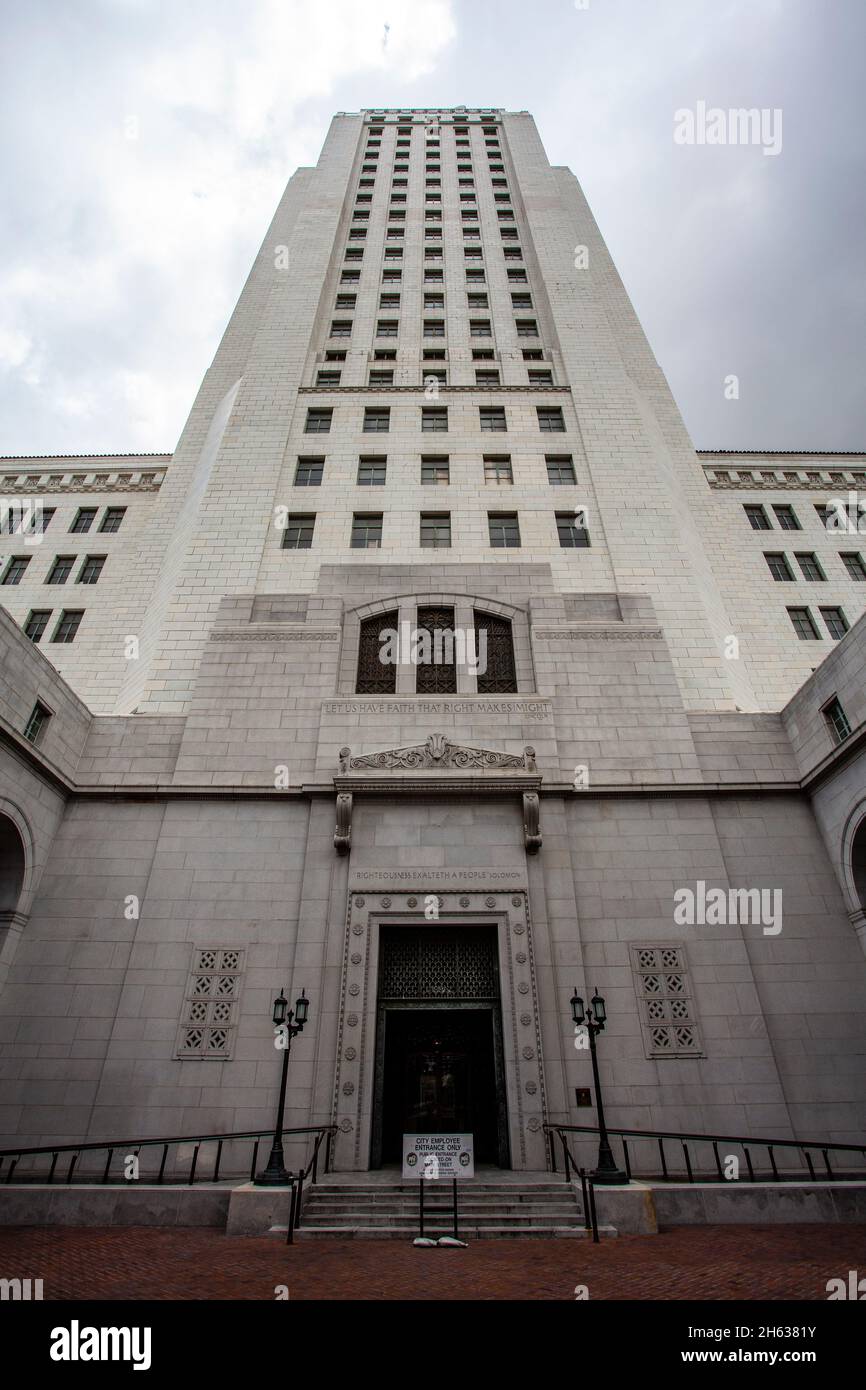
[379,928,498,1000]
[356,610,398,694]
[415,605,457,693]
[474,612,517,693]
[176,948,244,1059]
[631,946,703,1058]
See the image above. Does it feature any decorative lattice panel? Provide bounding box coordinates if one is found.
[631,946,703,1058]
[474,613,517,694]
[415,607,457,694]
[356,612,398,694]
[379,929,498,1000]
[175,948,244,1059]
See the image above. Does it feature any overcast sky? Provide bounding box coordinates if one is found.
[1,0,864,457]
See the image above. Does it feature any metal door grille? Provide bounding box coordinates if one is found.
[356,611,398,694]
[379,928,498,1000]
[474,612,517,693]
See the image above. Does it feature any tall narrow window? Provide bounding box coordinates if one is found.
[356,611,398,694]
[415,606,457,694]
[474,613,517,694]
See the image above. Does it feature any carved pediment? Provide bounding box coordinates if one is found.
[338,733,537,773]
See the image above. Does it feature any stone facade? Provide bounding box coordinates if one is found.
[1,108,865,1171]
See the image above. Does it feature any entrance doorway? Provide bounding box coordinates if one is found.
[371,925,509,1168]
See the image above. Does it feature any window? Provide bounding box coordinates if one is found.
[351,513,383,549]
[294,458,324,487]
[537,407,565,432]
[356,611,397,692]
[820,606,849,640]
[744,504,771,530]
[416,606,457,693]
[484,455,513,485]
[466,269,485,283]
[335,293,357,309]
[363,408,390,433]
[70,507,97,533]
[46,555,75,584]
[376,320,398,338]
[823,696,852,744]
[344,247,364,261]
[474,613,517,693]
[480,407,507,432]
[772,504,801,530]
[488,512,520,548]
[382,268,402,282]
[528,370,554,385]
[475,370,500,386]
[841,552,866,580]
[511,294,532,309]
[765,552,794,581]
[556,511,590,548]
[795,552,825,581]
[77,555,105,585]
[421,456,450,485]
[316,370,341,387]
[424,320,445,337]
[175,946,245,1060]
[24,609,51,642]
[424,268,444,283]
[424,293,444,310]
[546,455,576,485]
[422,407,448,432]
[632,945,703,1058]
[51,609,83,643]
[507,269,527,282]
[379,293,400,309]
[516,319,538,337]
[281,514,315,550]
[369,370,394,386]
[470,319,492,337]
[24,700,52,745]
[522,349,543,361]
[325,350,346,362]
[305,408,333,434]
[1,555,30,585]
[787,606,819,640]
[423,368,446,385]
[357,457,387,486]
[420,512,451,548]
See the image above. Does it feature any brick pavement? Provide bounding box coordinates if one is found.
[1,1224,864,1300]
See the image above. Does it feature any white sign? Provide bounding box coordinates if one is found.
[402,1133,475,1180]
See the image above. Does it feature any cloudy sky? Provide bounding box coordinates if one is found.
[1,0,863,457]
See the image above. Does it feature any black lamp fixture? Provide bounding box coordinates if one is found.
[571,984,627,1185]
[254,988,311,1187]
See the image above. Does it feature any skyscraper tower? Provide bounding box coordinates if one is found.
[1,109,865,1181]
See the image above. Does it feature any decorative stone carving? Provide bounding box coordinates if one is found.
[520,1013,532,1026]
[515,952,527,964]
[339,1118,353,1133]
[339,733,536,772]
[527,1116,542,1132]
[350,952,362,965]
[518,981,530,994]
[381,897,391,907]
[522,1045,535,1060]
[345,1046,357,1061]
[525,1081,537,1095]
[485,896,496,908]
[342,1081,355,1096]
[346,1013,358,1027]
[352,924,364,935]
[408,897,417,908]
[523,792,541,854]
[460,896,470,908]
[334,793,352,855]
[355,897,365,908]
[513,923,525,935]
[511,896,522,907]
[348,983,360,996]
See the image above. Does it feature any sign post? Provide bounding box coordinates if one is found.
[402,1134,474,1247]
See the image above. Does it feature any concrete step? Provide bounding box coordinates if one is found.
[274,1224,608,1241]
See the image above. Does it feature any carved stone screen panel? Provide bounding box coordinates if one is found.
[379,926,498,1000]
[175,947,245,1059]
[630,945,704,1058]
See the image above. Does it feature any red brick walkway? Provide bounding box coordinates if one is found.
[1,1223,864,1299]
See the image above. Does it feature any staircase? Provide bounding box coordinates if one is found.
[286,1176,595,1239]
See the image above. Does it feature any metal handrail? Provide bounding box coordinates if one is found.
[0,1123,338,1188]
[544,1122,866,1185]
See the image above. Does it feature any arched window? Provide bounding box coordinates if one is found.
[416,606,457,694]
[474,612,517,693]
[356,611,398,694]
[853,819,866,916]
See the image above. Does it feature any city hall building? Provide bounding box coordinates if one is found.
[1,108,866,1177]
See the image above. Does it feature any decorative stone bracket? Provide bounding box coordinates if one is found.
[334,792,352,855]
[523,793,541,854]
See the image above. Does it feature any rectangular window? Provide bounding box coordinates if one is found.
[376,320,398,338]
[51,609,83,643]
[820,606,849,640]
[424,294,444,310]
[421,456,450,485]
[795,552,826,581]
[77,555,106,585]
[281,514,315,550]
[369,370,394,385]
[787,606,819,640]
[556,511,590,548]
[70,507,97,533]
[351,513,383,549]
[488,512,520,548]
[316,370,341,387]
[379,293,400,309]
[772,504,801,530]
[537,407,565,432]
[335,293,357,309]
[363,408,390,433]
[480,407,507,432]
[295,457,324,486]
[46,555,74,584]
[744,504,771,530]
[423,320,445,337]
[765,552,794,581]
[383,268,402,282]
[329,321,351,341]
[305,408,333,434]
[1,555,30,585]
[23,609,51,642]
[423,368,446,385]
[470,319,492,337]
[422,407,448,432]
[24,700,52,745]
[483,455,512,485]
[841,551,866,580]
[357,457,387,486]
[546,455,576,485]
[823,695,852,744]
[420,512,451,548]
[528,369,553,385]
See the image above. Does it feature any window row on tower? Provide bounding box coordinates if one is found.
[290,452,578,486]
[278,511,590,551]
[303,405,566,432]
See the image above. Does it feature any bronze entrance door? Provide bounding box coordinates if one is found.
[371,926,510,1168]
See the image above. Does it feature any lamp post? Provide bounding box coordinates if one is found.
[571,986,627,1185]
[254,988,310,1186]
